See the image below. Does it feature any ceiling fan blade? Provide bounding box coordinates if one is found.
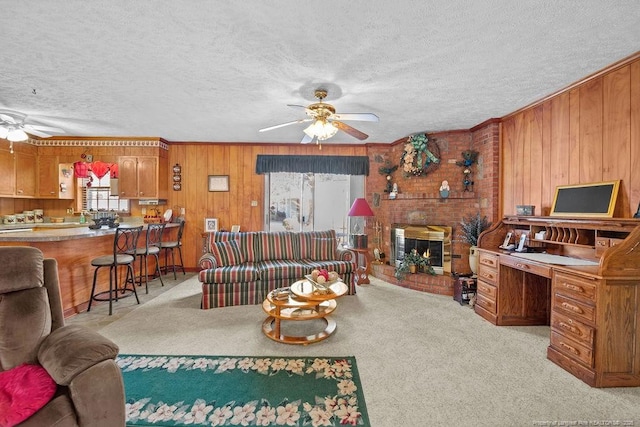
[24,124,64,133]
[332,121,369,140]
[0,110,26,124]
[259,118,311,132]
[300,134,314,144]
[24,128,53,138]
[331,112,379,122]
[288,104,315,117]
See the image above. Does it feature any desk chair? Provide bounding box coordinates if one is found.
[88,225,142,315]
[159,219,185,280]
[133,222,165,293]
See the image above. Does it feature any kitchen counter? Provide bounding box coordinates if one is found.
[0,221,180,316]
[0,222,178,242]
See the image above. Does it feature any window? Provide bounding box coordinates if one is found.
[266,172,364,245]
[80,172,129,212]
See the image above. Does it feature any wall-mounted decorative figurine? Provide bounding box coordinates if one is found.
[456,150,478,192]
[439,180,450,198]
[378,160,398,193]
[389,182,398,199]
[172,163,182,191]
[400,133,440,177]
[463,168,473,192]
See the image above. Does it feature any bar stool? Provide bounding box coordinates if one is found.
[88,225,142,315]
[159,220,185,280]
[134,222,166,293]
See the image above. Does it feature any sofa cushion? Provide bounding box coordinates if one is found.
[255,232,300,261]
[0,363,57,427]
[209,232,257,263]
[198,263,260,284]
[210,240,245,267]
[258,260,308,281]
[311,237,337,261]
[299,230,335,259]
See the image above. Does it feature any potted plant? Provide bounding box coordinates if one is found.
[394,249,435,280]
[459,212,492,274]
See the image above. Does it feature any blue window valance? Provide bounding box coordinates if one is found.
[255,155,369,176]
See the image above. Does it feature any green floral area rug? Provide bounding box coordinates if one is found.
[117,355,370,427]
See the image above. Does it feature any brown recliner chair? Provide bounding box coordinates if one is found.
[0,246,125,426]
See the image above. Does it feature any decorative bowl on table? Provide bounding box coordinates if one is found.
[304,273,342,293]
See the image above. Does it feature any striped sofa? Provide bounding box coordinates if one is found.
[198,230,357,309]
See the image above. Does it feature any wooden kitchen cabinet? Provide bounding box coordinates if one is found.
[0,148,15,196]
[0,144,37,198]
[15,151,37,197]
[118,156,167,199]
[38,156,75,199]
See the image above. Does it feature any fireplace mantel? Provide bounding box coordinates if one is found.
[382,192,476,200]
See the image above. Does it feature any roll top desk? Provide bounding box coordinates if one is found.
[476,216,640,388]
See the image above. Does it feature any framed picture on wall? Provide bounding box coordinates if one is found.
[208,175,229,192]
[204,218,219,232]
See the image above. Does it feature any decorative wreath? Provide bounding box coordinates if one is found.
[400,133,440,177]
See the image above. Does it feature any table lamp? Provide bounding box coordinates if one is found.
[347,198,374,249]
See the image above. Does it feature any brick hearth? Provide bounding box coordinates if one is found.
[370,263,455,296]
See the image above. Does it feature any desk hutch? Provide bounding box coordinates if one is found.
[476,216,640,388]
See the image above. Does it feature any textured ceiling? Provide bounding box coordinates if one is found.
[1,1,639,145]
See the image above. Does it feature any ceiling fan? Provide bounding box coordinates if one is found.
[0,109,64,142]
[259,89,379,144]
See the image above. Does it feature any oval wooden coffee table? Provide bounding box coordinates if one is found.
[262,279,348,345]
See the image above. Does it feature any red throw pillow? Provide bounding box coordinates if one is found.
[0,364,57,427]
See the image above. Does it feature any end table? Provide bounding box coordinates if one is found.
[345,247,371,285]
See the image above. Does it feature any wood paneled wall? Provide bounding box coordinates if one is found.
[501,54,640,217]
[165,143,367,270]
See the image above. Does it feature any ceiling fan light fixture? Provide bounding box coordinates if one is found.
[7,128,28,142]
[303,119,338,141]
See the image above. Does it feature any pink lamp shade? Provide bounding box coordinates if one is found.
[348,198,374,217]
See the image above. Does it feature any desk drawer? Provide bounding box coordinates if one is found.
[554,272,596,303]
[476,292,497,314]
[479,251,499,269]
[500,255,552,278]
[476,279,497,300]
[477,267,498,285]
[552,293,595,324]
[550,331,594,367]
[550,311,595,346]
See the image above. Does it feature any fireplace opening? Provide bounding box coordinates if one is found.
[391,224,452,275]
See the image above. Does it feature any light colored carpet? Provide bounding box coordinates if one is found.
[75,275,640,426]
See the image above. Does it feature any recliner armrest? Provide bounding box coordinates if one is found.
[37,324,119,386]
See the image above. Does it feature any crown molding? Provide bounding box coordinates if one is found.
[26,137,169,150]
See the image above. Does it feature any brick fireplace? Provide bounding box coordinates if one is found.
[391,224,452,274]
[364,123,500,296]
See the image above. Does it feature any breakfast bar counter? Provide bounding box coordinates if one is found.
[0,222,179,317]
